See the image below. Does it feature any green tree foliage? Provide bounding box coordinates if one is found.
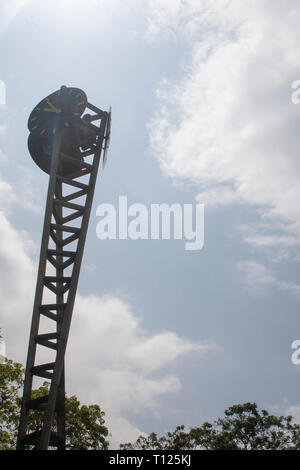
[0,357,23,449]
[26,382,109,449]
[65,395,109,449]
[120,403,300,450]
[2,328,300,451]
[0,332,109,449]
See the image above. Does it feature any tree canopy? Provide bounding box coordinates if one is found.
[120,403,300,450]
[1,331,300,450]
[0,356,23,449]
[0,331,109,450]
[26,382,109,450]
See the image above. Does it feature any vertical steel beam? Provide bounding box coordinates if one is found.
[55,179,66,450]
[17,132,62,449]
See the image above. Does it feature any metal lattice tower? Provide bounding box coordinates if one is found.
[17,87,111,449]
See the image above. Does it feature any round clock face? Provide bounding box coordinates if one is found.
[28,131,83,176]
[28,86,87,137]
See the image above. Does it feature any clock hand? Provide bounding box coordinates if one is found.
[43,107,62,113]
[46,98,61,113]
[46,98,56,110]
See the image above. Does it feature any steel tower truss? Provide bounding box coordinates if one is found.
[17,101,111,450]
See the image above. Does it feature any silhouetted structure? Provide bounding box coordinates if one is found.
[17,86,111,450]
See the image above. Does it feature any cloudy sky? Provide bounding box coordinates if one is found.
[1,0,300,447]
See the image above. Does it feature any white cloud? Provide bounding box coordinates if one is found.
[0,210,36,359]
[0,337,6,361]
[238,260,300,300]
[280,281,300,300]
[67,293,216,447]
[238,260,275,293]
[196,185,243,206]
[147,0,300,253]
[0,146,44,215]
[0,180,16,209]
[0,186,217,448]
[238,220,300,261]
[146,0,187,41]
[285,405,300,424]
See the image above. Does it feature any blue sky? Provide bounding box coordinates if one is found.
[1,0,300,447]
